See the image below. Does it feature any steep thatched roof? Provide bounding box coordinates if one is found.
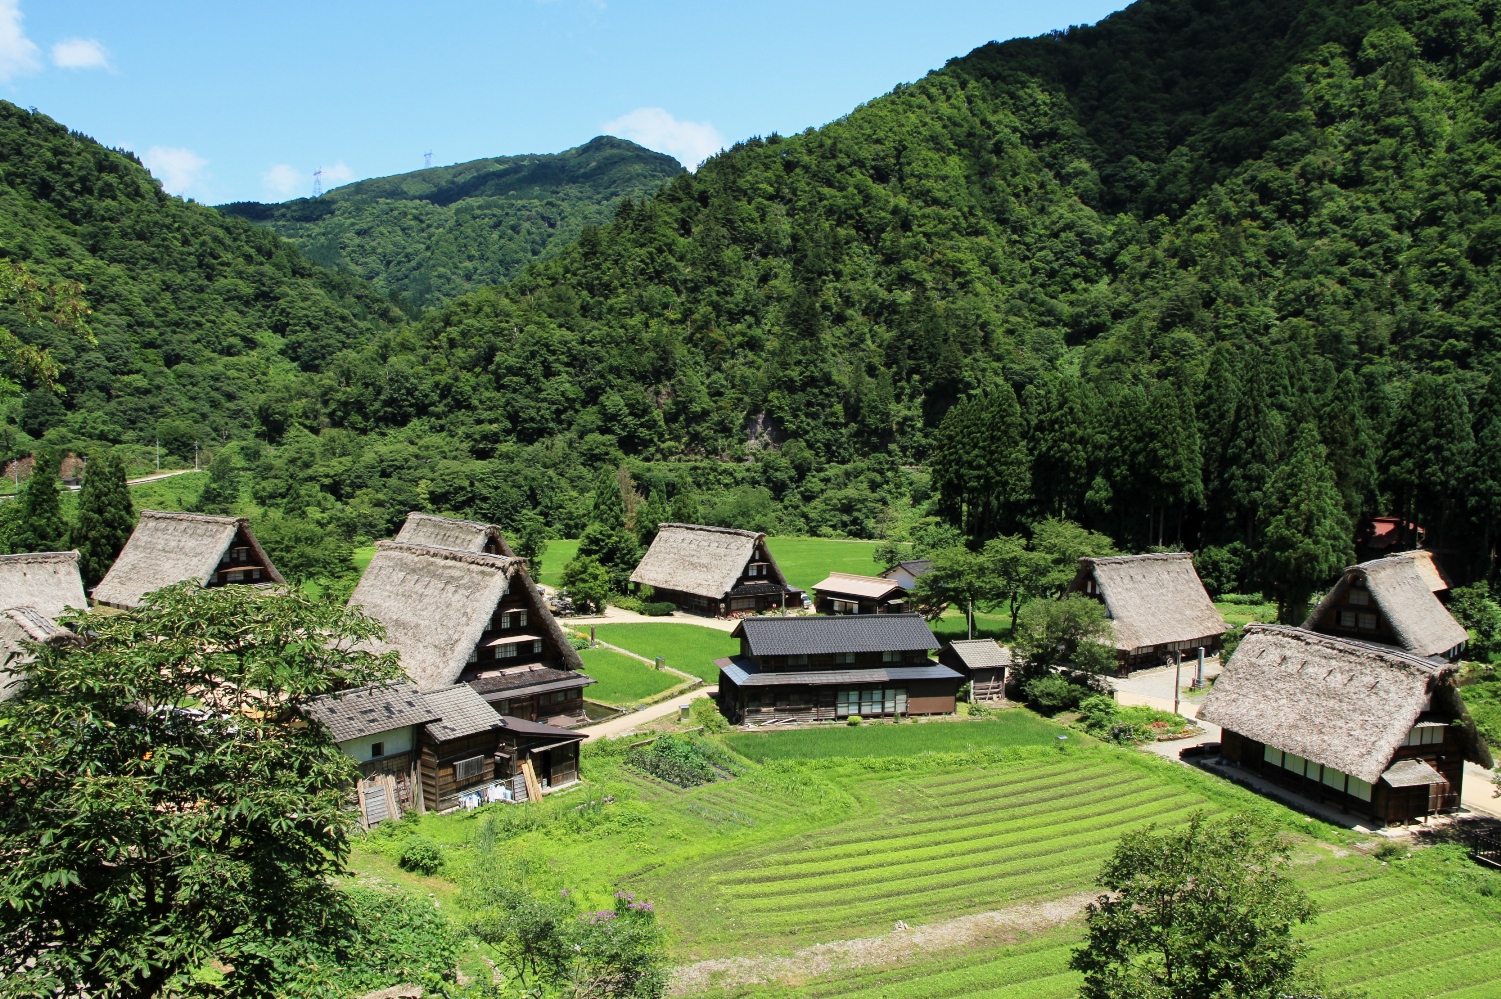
[348,541,581,691]
[93,510,284,609]
[0,551,86,618]
[395,512,515,556]
[630,523,793,599]
[1200,624,1454,785]
[1405,550,1452,593]
[1304,555,1469,657]
[0,606,76,702]
[1067,553,1226,653]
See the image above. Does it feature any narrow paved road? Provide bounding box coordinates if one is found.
[580,687,717,741]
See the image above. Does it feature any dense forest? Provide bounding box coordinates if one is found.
[9,0,1501,605]
[217,137,683,310]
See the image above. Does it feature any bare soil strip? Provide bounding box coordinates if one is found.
[669,891,1097,994]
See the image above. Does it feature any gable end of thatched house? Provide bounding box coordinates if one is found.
[629,523,802,616]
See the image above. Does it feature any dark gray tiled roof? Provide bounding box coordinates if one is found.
[497,715,588,742]
[304,682,439,743]
[421,683,503,742]
[718,657,961,687]
[465,666,595,698]
[945,639,1013,670]
[735,613,939,657]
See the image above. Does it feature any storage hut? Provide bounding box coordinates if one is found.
[810,572,909,615]
[630,523,801,616]
[348,540,592,724]
[394,511,515,556]
[880,559,932,591]
[93,510,284,609]
[1303,555,1468,660]
[494,716,585,799]
[1064,552,1227,672]
[715,613,959,723]
[1201,624,1480,825]
[0,551,88,702]
[940,639,1013,702]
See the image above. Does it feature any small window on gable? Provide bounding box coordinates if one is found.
[370,742,384,759]
[1348,588,1369,607]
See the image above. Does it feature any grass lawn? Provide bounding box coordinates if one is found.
[128,471,208,511]
[577,646,682,706]
[538,538,580,587]
[724,712,1069,761]
[1216,595,1278,629]
[764,536,884,594]
[591,622,739,683]
[350,724,1501,998]
[353,545,376,573]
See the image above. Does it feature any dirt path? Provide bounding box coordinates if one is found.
[669,892,1097,994]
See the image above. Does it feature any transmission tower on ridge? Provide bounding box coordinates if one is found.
[312,167,323,198]
[424,150,433,168]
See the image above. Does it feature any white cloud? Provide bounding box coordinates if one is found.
[602,107,724,171]
[0,0,41,82]
[321,161,354,186]
[52,38,110,70]
[263,163,304,197]
[142,146,208,197]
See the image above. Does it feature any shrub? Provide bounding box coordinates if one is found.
[847,715,863,726]
[1373,840,1408,862]
[1023,674,1087,715]
[640,601,676,617]
[689,697,730,733]
[397,837,444,876]
[610,595,644,613]
[629,734,732,787]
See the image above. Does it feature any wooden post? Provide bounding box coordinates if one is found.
[1194,646,1205,689]
[589,626,596,648]
[1173,650,1182,716]
[521,756,544,803]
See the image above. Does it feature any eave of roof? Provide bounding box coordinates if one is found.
[716,656,962,687]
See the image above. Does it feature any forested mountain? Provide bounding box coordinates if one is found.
[12,0,1501,606]
[217,138,683,309]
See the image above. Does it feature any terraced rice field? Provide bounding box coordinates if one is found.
[725,715,1066,761]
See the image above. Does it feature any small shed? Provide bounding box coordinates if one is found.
[1201,624,1482,825]
[1303,555,1468,660]
[93,510,284,609]
[395,512,515,556]
[348,540,591,724]
[1065,552,1227,672]
[881,559,932,591]
[810,572,908,615]
[629,523,801,616]
[940,639,1013,701]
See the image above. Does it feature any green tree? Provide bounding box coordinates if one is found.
[9,450,68,554]
[1223,349,1284,546]
[1012,594,1116,676]
[1071,813,1314,999]
[873,516,966,571]
[930,385,1030,541]
[252,515,356,584]
[513,515,549,577]
[1024,375,1093,520]
[1319,369,1378,527]
[981,534,1049,633]
[0,260,93,395]
[71,451,135,587]
[1450,582,1501,663]
[1196,343,1240,527]
[911,545,993,632]
[195,450,241,514]
[1030,518,1119,594]
[1144,380,1202,547]
[0,582,402,998]
[1382,375,1474,553]
[562,554,613,613]
[1259,424,1354,623]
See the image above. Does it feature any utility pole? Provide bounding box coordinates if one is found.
[194,441,199,472]
[1173,650,1182,716]
[155,438,159,473]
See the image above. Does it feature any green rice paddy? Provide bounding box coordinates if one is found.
[763,537,884,595]
[590,622,739,683]
[725,714,1068,761]
[576,646,682,705]
[538,539,581,587]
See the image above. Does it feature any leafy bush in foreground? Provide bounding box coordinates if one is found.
[398,837,444,876]
[629,734,733,787]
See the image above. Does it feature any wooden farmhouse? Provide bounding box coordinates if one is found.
[810,572,909,615]
[1303,553,1468,661]
[305,680,585,820]
[93,510,284,609]
[1064,552,1227,672]
[881,559,932,591]
[395,511,515,556]
[939,638,1012,702]
[714,613,959,723]
[630,523,802,616]
[0,551,86,701]
[348,537,592,725]
[1201,624,1482,825]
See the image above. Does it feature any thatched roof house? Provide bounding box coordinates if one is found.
[93,510,284,609]
[629,523,801,616]
[1201,624,1478,824]
[0,550,86,619]
[1303,554,1468,660]
[348,540,589,724]
[394,512,514,556]
[1064,552,1227,670]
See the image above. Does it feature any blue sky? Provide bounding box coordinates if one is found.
[7,1,1130,205]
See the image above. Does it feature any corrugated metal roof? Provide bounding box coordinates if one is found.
[718,658,962,687]
[304,682,439,744]
[734,613,939,656]
[421,683,502,742]
[811,572,903,600]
